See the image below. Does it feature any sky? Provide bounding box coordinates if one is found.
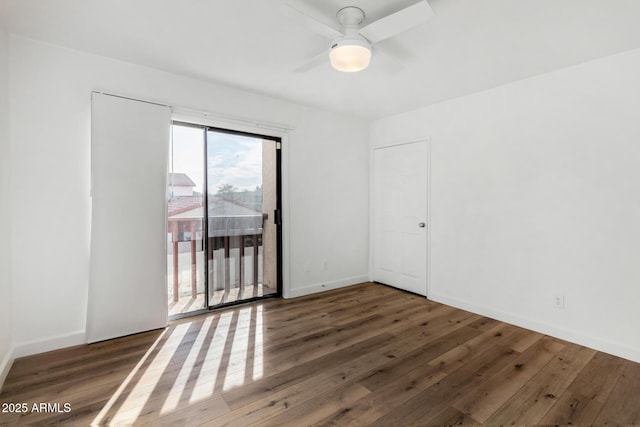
[170,124,263,193]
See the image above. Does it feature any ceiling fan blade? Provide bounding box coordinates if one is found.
[358,0,434,44]
[279,3,343,40]
[294,50,329,72]
[372,45,405,74]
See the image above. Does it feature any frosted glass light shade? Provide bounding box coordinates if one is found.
[329,40,372,72]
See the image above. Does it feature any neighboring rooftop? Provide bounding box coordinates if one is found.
[168,196,202,217]
[168,195,261,218]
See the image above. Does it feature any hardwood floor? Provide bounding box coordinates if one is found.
[1,282,639,425]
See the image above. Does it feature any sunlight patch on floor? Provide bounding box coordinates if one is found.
[91,303,267,424]
[190,311,233,403]
[253,305,264,381]
[223,307,252,391]
[110,323,190,424]
[92,329,167,425]
[160,316,213,414]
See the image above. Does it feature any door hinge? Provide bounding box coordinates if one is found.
[276,141,282,150]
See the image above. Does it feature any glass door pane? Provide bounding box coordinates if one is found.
[206,129,278,307]
[167,124,206,317]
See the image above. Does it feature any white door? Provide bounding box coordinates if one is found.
[372,140,428,296]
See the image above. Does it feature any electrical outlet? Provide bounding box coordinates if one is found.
[554,295,565,309]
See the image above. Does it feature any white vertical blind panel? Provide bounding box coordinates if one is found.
[87,93,170,343]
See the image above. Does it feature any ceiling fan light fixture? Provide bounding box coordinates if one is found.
[329,38,372,72]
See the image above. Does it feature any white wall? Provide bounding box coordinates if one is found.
[0,9,14,388]
[371,48,640,363]
[9,36,369,355]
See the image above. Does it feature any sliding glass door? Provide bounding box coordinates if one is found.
[167,125,206,317]
[168,123,281,318]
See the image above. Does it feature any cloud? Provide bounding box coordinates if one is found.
[171,124,267,192]
[207,135,263,190]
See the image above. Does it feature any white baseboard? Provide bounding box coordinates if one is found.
[430,291,640,364]
[0,345,15,392]
[12,330,86,359]
[286,275,369,298]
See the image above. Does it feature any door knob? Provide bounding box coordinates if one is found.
[418,222,426,228]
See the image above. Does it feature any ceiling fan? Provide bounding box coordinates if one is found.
[280,0,434,73]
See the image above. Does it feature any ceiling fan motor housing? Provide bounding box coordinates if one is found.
[336,6,365,28]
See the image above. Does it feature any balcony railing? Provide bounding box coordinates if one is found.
[168,214,265,305]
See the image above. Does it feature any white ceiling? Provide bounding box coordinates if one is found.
[6,0,640,120]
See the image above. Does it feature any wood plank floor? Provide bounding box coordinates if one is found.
[1,282,639,426]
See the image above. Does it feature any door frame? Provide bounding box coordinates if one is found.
[169,113,290,318]
[369,137,431,298]
[203,126,283,310]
